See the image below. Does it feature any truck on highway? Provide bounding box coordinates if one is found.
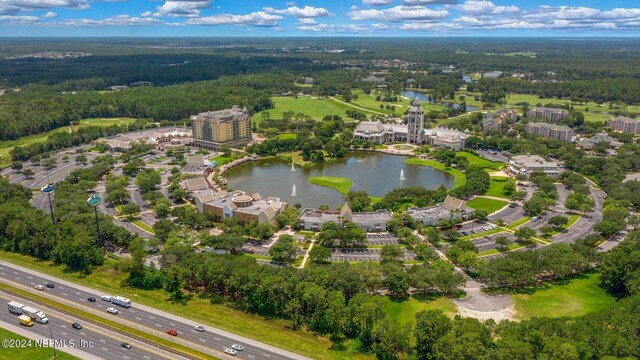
[18,315,34,327]
[7,301,49,324]
[111,296,132,308]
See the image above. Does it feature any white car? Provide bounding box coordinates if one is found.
[101,295,112,302]
[231,344,244,351]
[107,307,119,315]
[35,284,45,290]
[224,348,237,356]
[195,326,205,332]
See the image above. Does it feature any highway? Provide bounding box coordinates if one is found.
[0,260,310,360]
[0,292,189,360]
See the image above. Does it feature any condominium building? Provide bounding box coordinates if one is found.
[191,105,252,150]
[525,122,574,142]
[298,204,392,232]
[608,116,640,134]
[527,107,569,123]
[508,154,563,178]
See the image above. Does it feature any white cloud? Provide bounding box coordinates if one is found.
[0,0,89,15]
[297,17,316,24]
[362,0,392,6]
[263,6,333,18]
[59,15,161,27]
[155,1,211,18]
[349,5,449,22]
[0,14,42,24]
[450,0,518,16]
[186,11,283,27]
[403,0,458,5]
[42,11,57,18]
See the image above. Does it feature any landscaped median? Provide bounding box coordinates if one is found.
[0,282,219,360]
[308,176,353,194]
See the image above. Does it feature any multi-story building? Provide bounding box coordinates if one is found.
[191,105,252,150]
[352,121,407,145]
[525,122,574,142]
[407,98,425,144]
[608,116,640,134]
[298,204,392,232]
[576,133,623,150]
[193,189,286,225]
[508,154,563,178]
[482,117,501,135]
[406,196,471,226]
[527,107,569,123]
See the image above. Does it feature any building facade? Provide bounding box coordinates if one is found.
[298,204,392,232]
[407,98,425,144]
[608,116,640,134]
[406,196,471,226]
[193,189,286,225]
[508,154,563,178]
[191,105,252,150]
[527,107,569,123]
[525,122,574,142]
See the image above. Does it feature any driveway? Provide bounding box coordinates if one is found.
[453,279,515,321]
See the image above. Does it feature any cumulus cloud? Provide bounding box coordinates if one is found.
[403,0,458,5]
[297,21,389,33]
[186,11,283,27]
[349,5,449,22]
[42,11,57,18]
[450,0,519,16]
[153,1,212,18]
[0,14,42,24]
[0,0,89,15]
[362,0,393,6]
[263,6,333,18]
[59,15,161,27]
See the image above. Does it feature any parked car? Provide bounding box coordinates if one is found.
[508,203,517,208]
[72,323,82,330]
[101,295,112,302]
[166,329,178,336]
[224,348,237,356]
[87,297,96,303]
[121,343,131,349]
[195,326,205,332]
[231,344,244,351]
[107,307,119,314]
[532,216,540,222]
[35,285,44,290]
[45,283,55,289]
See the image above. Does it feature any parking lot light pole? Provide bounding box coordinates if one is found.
[40,183,56,225]
[87,194,102,248]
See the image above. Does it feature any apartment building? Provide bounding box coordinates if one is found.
[191,105,252,150]
[608,116,640,134]
[527,107,569,123]
[525,122,574,142]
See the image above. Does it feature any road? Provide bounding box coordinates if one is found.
[0,292,187,360]
[0,261,310,360]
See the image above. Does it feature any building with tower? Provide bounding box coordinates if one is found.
[191,105,252,150]
[407,98,425,144]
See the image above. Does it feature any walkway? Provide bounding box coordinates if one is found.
[328,96,385,115]
[453,280,516,322]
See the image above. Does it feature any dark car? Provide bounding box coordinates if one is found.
[121,343,131,349]
[46,283,55,289]
[87,297,96,303]
[166,329,178,336]
[72,323,82,330]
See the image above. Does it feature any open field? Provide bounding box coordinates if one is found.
[512,272,616,319]
[0,251,373,360]
[252,96,380,123]
[276,133,297,140]
[485,177,514,198]
[467,197,509,214]
[385,296,457,325]
[0,327,78,360]
[309,176,353,194]
[404,158,466,189]
[456,151,503,170]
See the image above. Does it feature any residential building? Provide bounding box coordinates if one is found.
[191,105,252,150]
[527,107,569,122]
[406,196,471,226]
[482,117,501,135]
[508,154,563,178]
[407,98,425,144]
[195,189,286,225]
[298,204,392,232]
[608,116,640,134]
[576,133,623,150]
[525,122,574,142]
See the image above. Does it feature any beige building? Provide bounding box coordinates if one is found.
[608,116,640,134]
[193,189,285,225]
[407,196,471,226]
[527,107,569,123]
[525,122,574,142]
[508,154,563,178]
[191,105,252,150]
[298,204,392,232]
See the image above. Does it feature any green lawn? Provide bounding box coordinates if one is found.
[210,154,234,165]
[456,151,503,171]
[485,177,514,198]
[132,220,155,234]
[276,133,297,140]
[506,217,531,229]
[512,272,616,319]
[466,197,509,214]
[252,96,380,123]
[0,327,78,360]
[385,296,457,325]
[404,158,466,189]
[0,251,368,360]
[309,176,353,194]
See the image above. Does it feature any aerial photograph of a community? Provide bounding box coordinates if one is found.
[0,1,639,359]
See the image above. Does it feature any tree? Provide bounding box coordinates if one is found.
[269,234,297,262]
[202,233,245,253]
[384,270,409,297]
[75,154,88,164]
[372,318,411,360]
[170,187,188,202]
[220,144,232,157]
[107,188,129,205]
[22,168,34,178]
[123,158,144,176]
[380,245,404,266]
[153,219,177,242]
[415,310,451,360]
[163,265,184,300]
[414,243,438,262]
[473,209,488,221]
[495,236,511,251]
[540,225,555,237]
[309,245,331,264]
[154,198,171,218]
[136,170,161,193]
[523,195,546,215]
[345,191,372,212]
[121,202,141,221]
[514,227,536,243]
[548,215,569,228]
[10,161,23,172]
[458,251,479,271]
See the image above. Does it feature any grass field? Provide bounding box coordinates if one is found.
[210,154,234,165]
[485,177,514,198]
[0,251,370,360]
[385,296,457,325]
[276,133,297,140]
[466,197,509,214]
[512,272,616,319]
[456,151,503,170]
[404,158,466,189]
[309,176,353,194]
[0,327,78,360]
[252,96,380,123]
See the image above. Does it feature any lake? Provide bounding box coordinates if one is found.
[224,152,455,208]
[402,90,478,111]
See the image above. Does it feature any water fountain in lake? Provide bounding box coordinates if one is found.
[291,163,296,172]
[400,169,406,181]
[291,184,297,197]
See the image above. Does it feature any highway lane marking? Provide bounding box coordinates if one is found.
[199,338,206,342]
[144,356,150,359]
[60,324,67,328]
[123,356,130,359]
[61,331,67,335]
[102,347,108,351]
[63,292,68,296]
[262,353,271,357]
[155,323,162,327]
[100,339,106,343]
[248,355,255,359]
[135,317,142,320]
[170,322,176,326]
[80,332,86,336]
[214,337,220,340]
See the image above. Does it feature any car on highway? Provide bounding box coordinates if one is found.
[107,307,119,314]
[121,343,131,349]
[101,295,112,302]
[195,326,205,332]
[72,323,82,330]
[231,344,244,351]
[224,348,237,356]
[34,284,44,290]
[166,329,178,336]
[87,297,96,302]
[45,283,55,289]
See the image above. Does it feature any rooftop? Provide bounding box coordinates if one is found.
[511,154,559,168]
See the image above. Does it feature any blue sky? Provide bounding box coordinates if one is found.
[1,0,640,36]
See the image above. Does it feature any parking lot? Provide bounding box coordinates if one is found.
[330,248,416,262]
[471,232,518,252]
[366,233,400,245]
